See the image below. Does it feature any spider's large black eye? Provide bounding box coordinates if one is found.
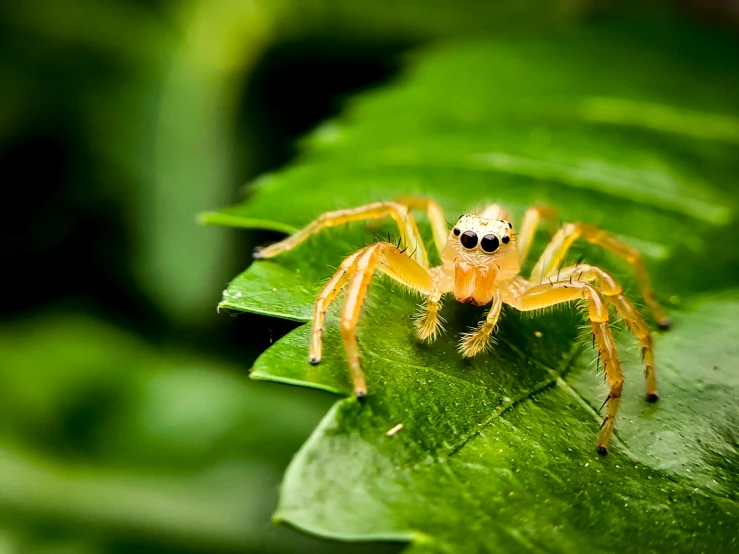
[480,234,500,253]
[460,230,478,249]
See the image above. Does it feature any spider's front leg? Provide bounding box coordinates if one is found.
[548,264,658,401]
[310,250,362,364]
[530,221,671,329]
[311,242,436,398]
[505,281,623,454]
[254,201,430,267]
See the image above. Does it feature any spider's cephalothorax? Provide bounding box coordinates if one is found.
[441,212,520,307]
[254,198,671,455]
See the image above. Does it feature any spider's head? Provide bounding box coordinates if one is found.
[444,214,520,280]
[443,214,520,306]
[449,214,515,259]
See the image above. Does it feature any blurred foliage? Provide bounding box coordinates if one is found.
[2,0,738,552]
[0,314,405,554]
[212,20,739,552]
[0,0,596,327]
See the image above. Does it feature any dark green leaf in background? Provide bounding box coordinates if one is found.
[208,20,739,553]
[0,315,398,554]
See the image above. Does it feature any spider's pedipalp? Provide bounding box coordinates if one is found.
[458,290,503,358]
[414,294,446,342]
[412,267,449,343]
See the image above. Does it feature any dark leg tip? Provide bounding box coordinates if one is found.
[308,356,320,366]
[646,392,659,403]
[658,318,672,331]
[597,445,608,456]
[355,389,367,401]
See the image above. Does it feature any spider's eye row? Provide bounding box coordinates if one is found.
[460,230,478,249]
[480,234,500,253]
[453,227,461,236]
[502,235,510,244]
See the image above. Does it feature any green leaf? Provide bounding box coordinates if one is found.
[0,314,386,554]
[210,21,739,552]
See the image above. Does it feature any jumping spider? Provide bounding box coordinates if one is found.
[254,197,670,454]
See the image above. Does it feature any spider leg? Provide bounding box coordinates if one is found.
[458,289,503,357]
[516,205,559,265]
[396,196,449,256]
[505,281,622,455]
[254,201,430,267]
[530,222,670,329]
[314,242,436,397]
[310,250,362,364]
[544,264,658,401]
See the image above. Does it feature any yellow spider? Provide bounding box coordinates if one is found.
[254,197,670,454]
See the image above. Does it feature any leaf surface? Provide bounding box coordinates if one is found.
[210,21,739,553]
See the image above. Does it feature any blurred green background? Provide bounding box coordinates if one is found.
[1,1,736,553]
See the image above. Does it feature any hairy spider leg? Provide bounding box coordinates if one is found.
[516,206,559,264]
[505,281,623,454]
[315,242,435,397]
[547,264,657,401]
[458,289,503,357]
[310,250,362,364]
[530,222,670,329]
[254,201,430,267]
[396,196,449,256]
